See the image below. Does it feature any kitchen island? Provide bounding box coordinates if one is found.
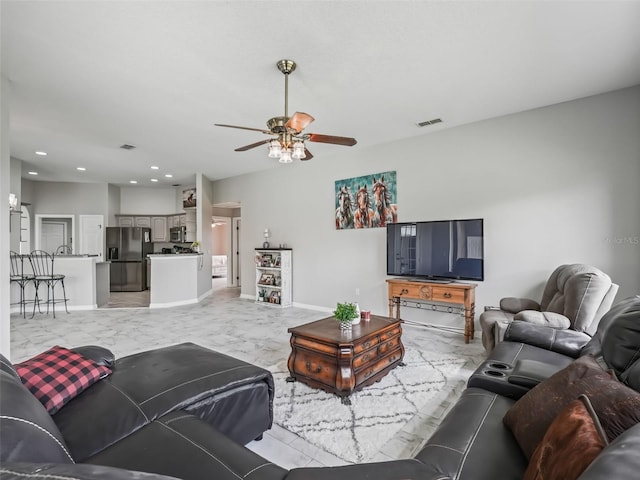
[10,255,110,312]
[147,253,211,308]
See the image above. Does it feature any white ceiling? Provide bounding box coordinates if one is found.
[3,1,640,188]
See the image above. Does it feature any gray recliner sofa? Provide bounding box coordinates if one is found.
[479,263,618,353]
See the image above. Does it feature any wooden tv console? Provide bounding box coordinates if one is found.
[386,278,476,343]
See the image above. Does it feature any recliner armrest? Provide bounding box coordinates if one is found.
[504,321,591,358]
[72,345,116,368]
[500,297,541,314]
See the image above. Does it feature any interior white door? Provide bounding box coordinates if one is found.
[42,222,65,254]
[232,217,241,287]
[79,215,104,258]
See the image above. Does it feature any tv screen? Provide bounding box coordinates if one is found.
[386,218,484,281]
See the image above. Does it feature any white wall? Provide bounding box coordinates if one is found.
[120,186,181,215]
[213,86,640,316]
[196,174,213,298]
[1,74,11,357]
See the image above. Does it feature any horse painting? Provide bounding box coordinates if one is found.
[354,185,374,228]
[372,175,398,227]
[335,186,355,229]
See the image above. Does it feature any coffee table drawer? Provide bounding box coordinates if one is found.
[352,335,400,369]
[355,348,403,385]
[291,351,337,385]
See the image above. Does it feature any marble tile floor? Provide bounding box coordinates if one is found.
[9,282,486,469]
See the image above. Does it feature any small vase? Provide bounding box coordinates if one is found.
[339,320,352,331]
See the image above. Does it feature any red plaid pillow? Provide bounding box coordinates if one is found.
[15,345,111,414]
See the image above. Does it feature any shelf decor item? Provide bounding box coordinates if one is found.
[333,302,359,331]
[263,228,270,248]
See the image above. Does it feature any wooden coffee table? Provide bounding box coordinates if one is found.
[286,315,405,404]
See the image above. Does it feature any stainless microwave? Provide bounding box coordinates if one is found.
[170,226,186,243]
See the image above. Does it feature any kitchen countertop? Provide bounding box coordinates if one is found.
[148,253,203,257]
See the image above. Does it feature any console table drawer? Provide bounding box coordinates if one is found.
[431,287,465,303]
[390,283,431,299]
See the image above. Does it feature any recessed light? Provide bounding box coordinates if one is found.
[35,151,47,156]
[150,166,159,170]
[164,174,173,178]
[150,178,158,182]
[77,167,86,171]
[28,171,38,175]
[129,180,138,184]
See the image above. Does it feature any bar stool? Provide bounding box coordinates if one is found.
[10,251,34,318]
[29,250,69,318]
[55,244,72,255]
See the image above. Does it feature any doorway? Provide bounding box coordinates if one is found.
[35,214,75,254]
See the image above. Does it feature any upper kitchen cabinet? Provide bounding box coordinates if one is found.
[118,216,134,227]
[151,217,168,242]
[184,208,196,243]
[134,216,151,228]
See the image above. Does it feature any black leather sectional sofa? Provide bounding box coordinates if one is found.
[3,297,640,480]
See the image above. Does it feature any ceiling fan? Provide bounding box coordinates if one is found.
[215,59,357,163]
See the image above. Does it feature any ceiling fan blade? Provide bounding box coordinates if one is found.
[235,139,270,152]
[215,123,272,135]
[301,148,314,161]
[285,112,315,133]
[307,133,357,146]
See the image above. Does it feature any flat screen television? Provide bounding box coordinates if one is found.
[386,218,484,281]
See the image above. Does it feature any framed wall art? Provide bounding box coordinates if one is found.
[335,171,397,229]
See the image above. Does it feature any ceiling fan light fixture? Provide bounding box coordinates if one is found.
[292,141,306,159]
[268,139,282,158]
[279,149,293,164]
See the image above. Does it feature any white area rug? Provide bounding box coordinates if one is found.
[271,348,466,463]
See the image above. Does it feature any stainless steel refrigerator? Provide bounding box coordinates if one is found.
[106,227,153,291]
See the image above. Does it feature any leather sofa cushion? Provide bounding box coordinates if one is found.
[513,311,571,329]
[500,297,540,313]
[523,395,607,480]
[287,459,431,480]
[504,355,640,459]
[86,411,287,480]
[415,388,527,479]
[579,423,640,479]
[598,295,640,376]
[0,363,74,465]
[481,338,575,370]
[106,343,274,420]
[504,321,591,358]
[54,342,274,461]
[0,462,180,480]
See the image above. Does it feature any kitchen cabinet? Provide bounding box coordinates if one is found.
[134,216,151,228]
[118,216,134,227]
[184,209,196,243]
[151,216,168,242]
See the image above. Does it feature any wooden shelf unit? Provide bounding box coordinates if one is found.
[255,248,292,307]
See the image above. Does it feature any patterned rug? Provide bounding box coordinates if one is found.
[270,348,467,463]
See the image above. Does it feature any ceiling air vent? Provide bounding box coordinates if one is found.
[120,144,136,150]
[417,118,442,127]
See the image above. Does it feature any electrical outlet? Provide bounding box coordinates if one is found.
[355,287,360,296]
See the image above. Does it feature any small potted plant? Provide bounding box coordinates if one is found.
[333,302,358,331]
[190,241,201,253]
[258,289,266,302]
